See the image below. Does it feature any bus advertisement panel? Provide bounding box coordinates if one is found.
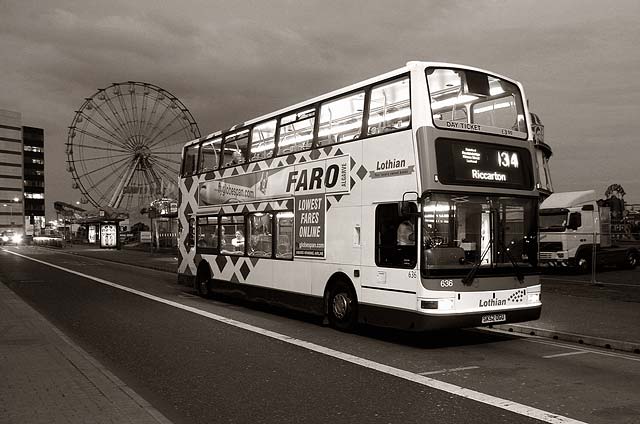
[198,155,350,206]
[294,194,325,257]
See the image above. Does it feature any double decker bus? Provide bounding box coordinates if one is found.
[178,61,541,331]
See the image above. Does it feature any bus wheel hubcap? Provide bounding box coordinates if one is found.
[332,293,350,320]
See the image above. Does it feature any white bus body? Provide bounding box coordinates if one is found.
[178,61,542,331]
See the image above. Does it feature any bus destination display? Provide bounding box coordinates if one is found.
[435,138,533,189]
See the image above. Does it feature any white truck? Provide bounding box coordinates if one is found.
[538,190,639,272]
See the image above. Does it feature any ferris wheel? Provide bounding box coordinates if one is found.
[66,81,201,213]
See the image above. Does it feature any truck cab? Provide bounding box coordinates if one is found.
[539,190,638,272]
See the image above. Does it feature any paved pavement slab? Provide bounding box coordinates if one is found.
[0,282,172,424]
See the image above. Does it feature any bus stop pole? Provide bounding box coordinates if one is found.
[590,230,598,285]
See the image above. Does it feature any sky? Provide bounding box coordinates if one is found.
[1,0,639,220]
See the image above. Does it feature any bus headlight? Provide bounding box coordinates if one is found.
[528,292,541,304]
[438,298,454,310]
[1,235,8,242]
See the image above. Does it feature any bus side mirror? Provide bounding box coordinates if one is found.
[567,212,582,230]
[400,201,412,217]
[400,191,420,217]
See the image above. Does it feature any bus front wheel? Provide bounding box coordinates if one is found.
[327,281,358,332]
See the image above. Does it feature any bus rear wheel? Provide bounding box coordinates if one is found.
[196,268,212,298]
[327,281,358,332]
[624,251,639,270]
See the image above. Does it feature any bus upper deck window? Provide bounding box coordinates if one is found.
[223,130,250,167]
[251,120,276,162]
[317,91,365,146]
[199,138,222,172]
[367,77,410,135]
[277,109,314,156]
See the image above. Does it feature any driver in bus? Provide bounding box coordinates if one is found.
[396,220,415,246]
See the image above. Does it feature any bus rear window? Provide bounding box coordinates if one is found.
[182,144,198,176]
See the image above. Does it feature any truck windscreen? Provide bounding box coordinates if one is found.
[539,212,567,232]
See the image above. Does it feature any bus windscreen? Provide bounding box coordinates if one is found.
[427,67,528,139]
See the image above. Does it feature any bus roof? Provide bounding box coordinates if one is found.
[184,61,521,148]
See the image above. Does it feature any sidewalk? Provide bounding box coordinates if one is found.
[496,276,640,353]
[38,244,640,354]
[0,283,172,424]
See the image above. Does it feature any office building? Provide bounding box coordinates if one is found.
[23,126,45,232]
[0,109,24,230]
[0,109,46,235]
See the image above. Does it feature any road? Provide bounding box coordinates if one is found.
[2,246,639,423]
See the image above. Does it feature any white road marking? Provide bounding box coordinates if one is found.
[543,351,591,359]
[3,249,586,424]
[418,366,480,375]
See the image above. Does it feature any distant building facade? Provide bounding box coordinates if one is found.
[0,109,24,230]
[23,126,45,232]
[0,108,45,235]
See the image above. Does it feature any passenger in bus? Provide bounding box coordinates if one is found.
[220,227,226,249]
[397,220,415,246]
[197,234,208,248]
[232,230,245,250]
[230,150,243,165]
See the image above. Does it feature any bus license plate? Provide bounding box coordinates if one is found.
[481,313,506,324]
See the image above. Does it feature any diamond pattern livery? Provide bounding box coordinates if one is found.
[356,165,368,180]
[179,143,368,280]
[239,261,251,280]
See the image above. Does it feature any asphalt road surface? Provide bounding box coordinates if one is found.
[2,246,639,423]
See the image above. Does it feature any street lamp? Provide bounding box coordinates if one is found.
[2,197,19,225]
[12,197,19,225]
